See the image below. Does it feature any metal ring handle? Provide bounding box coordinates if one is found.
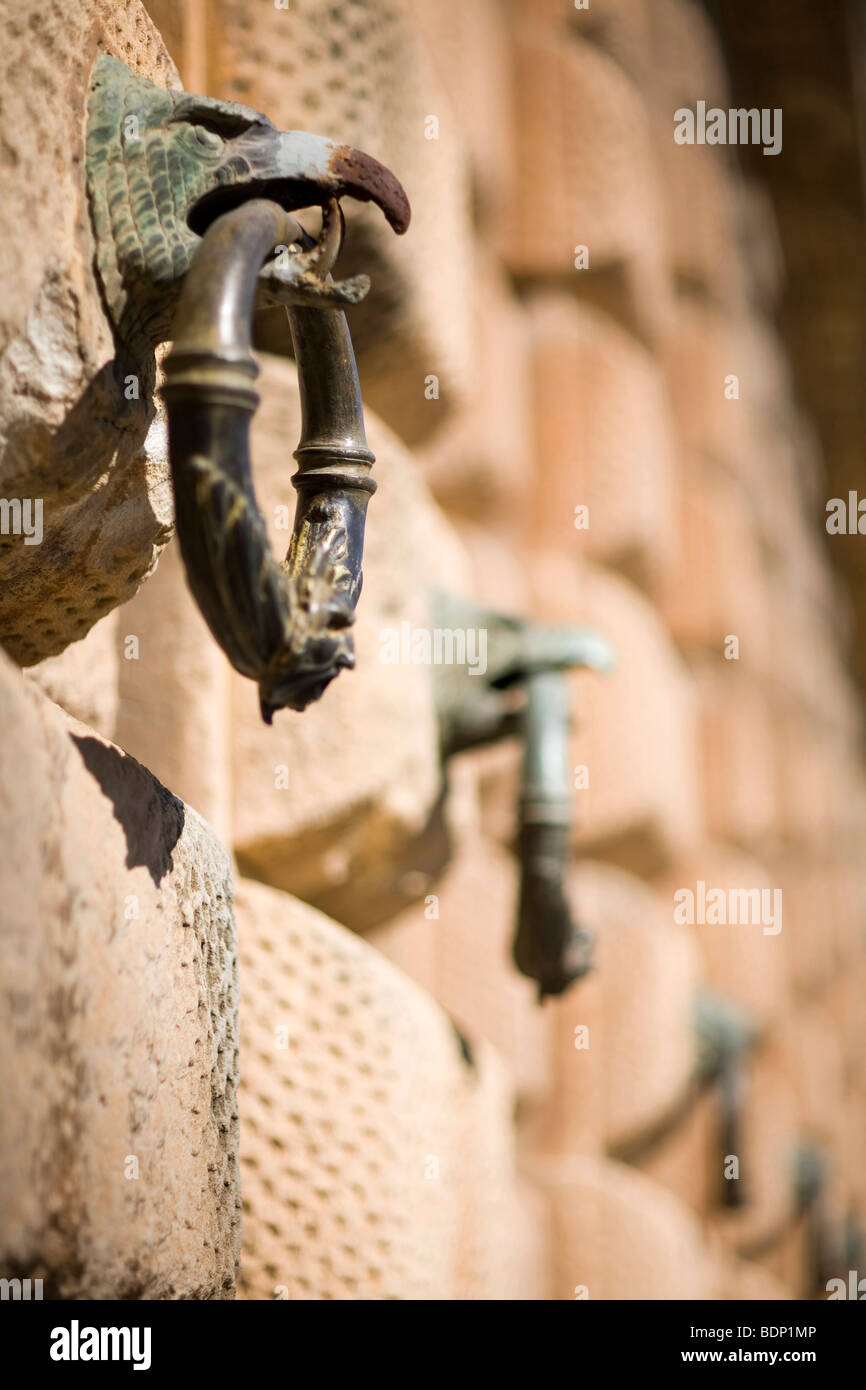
[162,198,375,722]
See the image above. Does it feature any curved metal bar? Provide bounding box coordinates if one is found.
[162,198,375,722]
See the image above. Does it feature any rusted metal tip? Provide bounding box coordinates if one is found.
[259,695,275,725]
[330,146,411,234]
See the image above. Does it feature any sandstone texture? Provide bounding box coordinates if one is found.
[0,3,178,665]
[235,877,536,1300]
[0,650,239,1298]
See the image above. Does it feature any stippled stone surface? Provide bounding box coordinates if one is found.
[0,2,178,666]
[235,877,477,1299]
[0,650,239,1299]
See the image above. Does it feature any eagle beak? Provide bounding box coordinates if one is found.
[276,132,411,236]
[190,128,411,238]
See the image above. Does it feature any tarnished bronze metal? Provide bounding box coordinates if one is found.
[608,992,756,1169]
[432,591,614,999]
[741,1140,843,1289]
[86,55,409,351]
[694,993,757,1209]
[514,671,589,998]
[163,199,377,721]
[87,55,410,721]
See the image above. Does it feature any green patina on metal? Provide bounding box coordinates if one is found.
[432,591,614,998]
[85,55,409,720]
[86,54,409,350]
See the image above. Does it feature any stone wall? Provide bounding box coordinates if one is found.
[1,0,863,1300]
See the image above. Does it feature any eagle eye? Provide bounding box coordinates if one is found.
[191,124,223,151]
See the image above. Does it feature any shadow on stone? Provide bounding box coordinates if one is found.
[70,733,184,886]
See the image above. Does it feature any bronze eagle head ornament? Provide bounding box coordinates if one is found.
[86,54,410,348]
[86,55,410,721]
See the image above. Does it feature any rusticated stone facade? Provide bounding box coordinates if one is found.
[1,0,864,1301]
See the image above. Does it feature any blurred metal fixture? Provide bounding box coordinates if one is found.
[694,993,758,1209]
[432,591,614,998]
